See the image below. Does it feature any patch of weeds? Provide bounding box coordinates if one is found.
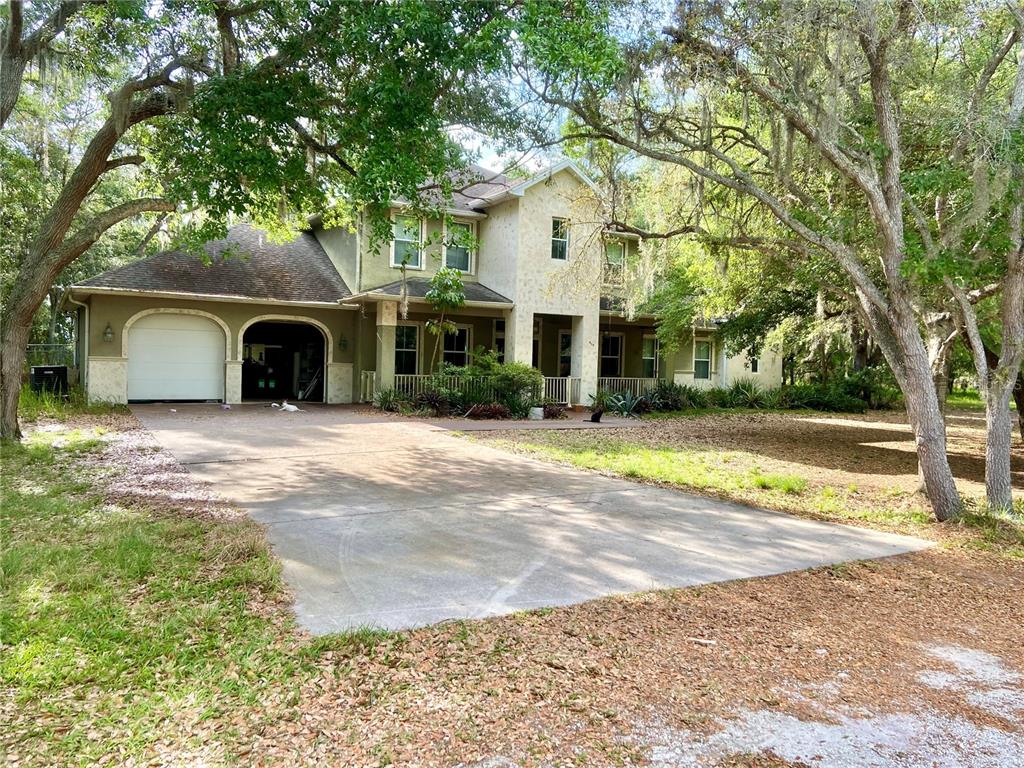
[750,472,808,495]
[951,502,1024,558]
[19,385,127,423]
[305,626,405,660]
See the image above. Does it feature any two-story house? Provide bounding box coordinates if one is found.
[67,160,781,406]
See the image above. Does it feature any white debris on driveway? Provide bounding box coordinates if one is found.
[635,644,1024,768]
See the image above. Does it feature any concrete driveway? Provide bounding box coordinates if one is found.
[132,404,930,633]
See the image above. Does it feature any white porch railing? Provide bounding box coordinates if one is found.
[598,377,664,397]
[360,370,376,402]
[543,376,580,406]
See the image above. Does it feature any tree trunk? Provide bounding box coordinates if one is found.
[858,296,962,521]
[983,384,1016,511]
[0,322,30,440]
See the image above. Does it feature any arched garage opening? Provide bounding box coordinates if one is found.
[242,321,325,402]
[127,312,227,402]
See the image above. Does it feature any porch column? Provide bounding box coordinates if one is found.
[375,300,398,391]
[717,338,728,387]
[570,313,599,406]
[507,307,534,366]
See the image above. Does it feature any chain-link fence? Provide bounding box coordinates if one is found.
[25,344,75,368]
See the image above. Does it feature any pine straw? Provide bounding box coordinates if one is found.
[246,550,1022,766]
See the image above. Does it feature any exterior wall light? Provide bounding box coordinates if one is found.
[338,334,348,351]
[103,323,114,343]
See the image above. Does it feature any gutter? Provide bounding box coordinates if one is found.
[346,291,513,310]
[64,292,89,384]
[67,286,358,310]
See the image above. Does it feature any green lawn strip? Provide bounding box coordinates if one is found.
[0,428,386,765]
[485,433,1023,558]
[945,389,1018,411]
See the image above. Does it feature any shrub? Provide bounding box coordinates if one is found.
[780,383,866,413]
[607,391,650,417]
[465,402,512,420]
[373,386,408,413]
[543,402,567,419]
[492,361,544,403]
[500,389,535,419]
[590,388,614,413]
[726,379,765,408]
[413,390,451,416]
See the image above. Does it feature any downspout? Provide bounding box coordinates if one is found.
[717,337,728,387]
[64,292,89,390]
[355,211,363,292]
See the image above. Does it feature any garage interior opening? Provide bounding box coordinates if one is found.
[242,321,325,402]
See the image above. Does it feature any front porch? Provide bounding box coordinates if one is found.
[359,306,670,406]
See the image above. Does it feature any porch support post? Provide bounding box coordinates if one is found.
[716,335,728,387]
[508,308,534,366]
[571,313,599,406]
[375,299,398,392]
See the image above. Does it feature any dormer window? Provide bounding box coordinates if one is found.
[444,221,474,272]
[551,217,569,260]
[391,214,422,269]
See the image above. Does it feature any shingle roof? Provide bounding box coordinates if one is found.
[404,164,515,213]
[447,164,514,211]
[75,224,350,303]
[364,277,511,304]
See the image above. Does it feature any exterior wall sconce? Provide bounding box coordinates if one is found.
[338,334,348,351]
[102,323,114,343]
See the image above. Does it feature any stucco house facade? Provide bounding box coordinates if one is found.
[67,160,781,406]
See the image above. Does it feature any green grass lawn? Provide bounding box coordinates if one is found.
[945,389,1019,411]
[0,427,329,765]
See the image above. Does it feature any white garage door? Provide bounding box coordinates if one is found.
[127,313,225,401]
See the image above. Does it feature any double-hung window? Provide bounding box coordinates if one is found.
[642,335,659,378]
[443,327,471,367]
[694,340,712,380]
[493,319,506,363]
[551,217,569,260]
[391,215,422,269]
[605,241,625,268]
[750,356,759,374]
[395,325,418,375]
[444,221,473,272]
[600,333,622,377]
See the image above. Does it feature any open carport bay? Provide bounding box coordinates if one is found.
[132,404,931,633]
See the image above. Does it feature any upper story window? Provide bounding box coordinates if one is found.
[444,221,474,272]
[605,241,625,268]
[391,215,422,269]
[551,217,569,260]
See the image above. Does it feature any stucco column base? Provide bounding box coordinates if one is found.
[87,357,128,404]
[327,362,353,404]
[225,360,242,404]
